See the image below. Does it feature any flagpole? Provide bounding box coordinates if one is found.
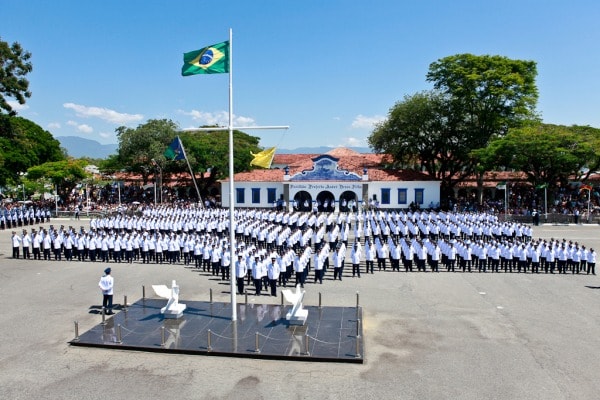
[181,33,289,322]
[177,136,203,205]
[228,28,237,322]
[586,187,591,222]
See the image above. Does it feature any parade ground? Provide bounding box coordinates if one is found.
[1,219,599,400]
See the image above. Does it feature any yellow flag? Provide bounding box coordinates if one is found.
[250,147,276,169]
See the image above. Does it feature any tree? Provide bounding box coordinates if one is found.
[177,129,262,198]
[0,115,65,186]
[475,123,600,188]
[26,159,88,203]
[369,91,469,191]
[115,119,180,184]
[371,54,540,206]
[114,120,264,200]
[0,38,32,115]
[427,54,539,144]
[568,125,600,182]
[427,54,539,203]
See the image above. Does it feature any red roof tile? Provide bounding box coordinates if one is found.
[224,147,437,182]
[368,169,438,181]
[227,169,284,182]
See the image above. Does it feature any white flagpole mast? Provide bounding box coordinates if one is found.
[182,30,289,322]
[177,136,203,205]
[227,28,237,321]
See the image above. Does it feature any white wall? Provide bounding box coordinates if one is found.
[221,182,283,208]
[367,181,441,208]
[221,180,441,209]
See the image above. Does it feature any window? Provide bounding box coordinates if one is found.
[414,188,424,205]
[397,188,407,204]
[381,188,391,204]
[267,188,277,204]
[236,188,245,204]
[251,188,261,204]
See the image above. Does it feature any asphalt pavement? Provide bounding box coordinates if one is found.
[0,219,599,400]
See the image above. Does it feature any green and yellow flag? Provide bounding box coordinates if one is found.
[250,147,276,169]
[182,41,230,76]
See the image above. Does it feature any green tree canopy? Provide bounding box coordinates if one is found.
[0,37,32,116]
[0,115,65,186]
[369,91,468,187]
[473,123,600,188]
[174,128,262,198]
[179,128,261,178]
[427,53,539,146]
[27,159,88,202]
[113,120,265,199]
[115,119,180,184]
[370,54,540,203]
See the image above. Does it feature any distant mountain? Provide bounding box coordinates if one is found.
[56,136,118,159]
[276,146,373,154]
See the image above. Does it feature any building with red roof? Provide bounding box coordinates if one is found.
[221,148,440,210]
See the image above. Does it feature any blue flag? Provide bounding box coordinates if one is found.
[164,137,185,161]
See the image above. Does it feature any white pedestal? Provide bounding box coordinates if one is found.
[286,309,308,325]
[162,304,187,319]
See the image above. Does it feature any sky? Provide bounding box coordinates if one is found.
[3,0,600,152]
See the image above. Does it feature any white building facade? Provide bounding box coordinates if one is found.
[220,149,441,211]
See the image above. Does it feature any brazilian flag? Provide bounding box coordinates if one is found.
[182,41,229,76]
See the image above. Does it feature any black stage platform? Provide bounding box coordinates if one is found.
[70,298,364,363]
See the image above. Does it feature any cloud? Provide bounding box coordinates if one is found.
[178,109,256,128]
[77,124,93,133]
[326,137,366,148]
[234,115,257,127]
[7,100,29,112]
[351,114,386,129]
[47,122,61,129]
[67,120,93,133]
[99,132,113,139]
[63,102,143,124]
[343,137,365,147]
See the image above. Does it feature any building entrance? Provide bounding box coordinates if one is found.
[316,191,335,212]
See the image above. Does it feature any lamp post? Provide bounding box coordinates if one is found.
[19,172,27,201]
[55,184,59,217]
[110,176,122,207]
[85,181,90,216]
[151,159,162,204]
[584,186,591,222]
[587,188,591,223]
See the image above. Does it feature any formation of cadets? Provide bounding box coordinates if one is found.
[1,204,52,230]
[9,204,597,297]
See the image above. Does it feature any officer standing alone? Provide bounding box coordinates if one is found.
[98,267,114,315]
